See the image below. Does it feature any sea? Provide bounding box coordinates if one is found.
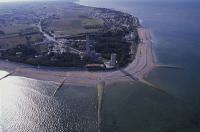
[1,1,200,132]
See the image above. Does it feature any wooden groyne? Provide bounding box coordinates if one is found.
[119,68,172,96]
[119,69,139,81]
[97,81,105,132]
[0,71,15,81]
[155,64,183,70]
[53,78,66,96]
[139,79,173,97]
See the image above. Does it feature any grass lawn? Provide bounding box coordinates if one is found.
[46,11,104,35]
[0,33,43,49]
[82,18,104,27]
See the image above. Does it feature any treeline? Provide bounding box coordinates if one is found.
[0,30,5,35]
[93,31,133,67]
[0,45,93,67]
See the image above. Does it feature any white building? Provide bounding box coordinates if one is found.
[110,53,117,67]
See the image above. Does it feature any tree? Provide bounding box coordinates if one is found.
[0,30,5,35]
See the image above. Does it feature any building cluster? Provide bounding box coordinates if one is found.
[37,32,118,70]
[90,8,140,33]
[0,3,139,70]
[32,7,138,69]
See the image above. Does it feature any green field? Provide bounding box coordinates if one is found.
[82,18,104,27]
[0,24,36,34]
[46,11,104,36]
[0,33,43,49]
[0,2,105,48]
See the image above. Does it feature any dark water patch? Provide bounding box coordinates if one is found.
[54,85,98,132]
[101,82,199,132]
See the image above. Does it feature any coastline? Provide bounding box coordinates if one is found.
[0,27,155,86]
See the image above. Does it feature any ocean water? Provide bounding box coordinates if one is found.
[1,1,200,132]
[78,1,200,131]
[0,76,98,131]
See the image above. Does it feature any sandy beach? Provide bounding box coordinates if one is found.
[0,28,155,86]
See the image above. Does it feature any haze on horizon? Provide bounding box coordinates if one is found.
[0,0,74,2]
[0,0,198,2]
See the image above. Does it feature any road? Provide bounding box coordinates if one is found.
[37,20,83,55]
[0,28,155,86]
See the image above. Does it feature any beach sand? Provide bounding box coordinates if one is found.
[0,28,155,86]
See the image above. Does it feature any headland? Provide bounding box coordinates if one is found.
[0,1,156,86]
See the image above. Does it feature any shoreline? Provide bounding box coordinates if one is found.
[0,27,156,86]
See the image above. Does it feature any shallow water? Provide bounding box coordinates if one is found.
[78,1,200,131]
[0,76,97,131]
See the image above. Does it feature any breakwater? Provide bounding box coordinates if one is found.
[97,81,105,132]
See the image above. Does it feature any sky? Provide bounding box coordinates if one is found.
[0,0,198,2]
[0,0,68,2]
[0,0,40,2]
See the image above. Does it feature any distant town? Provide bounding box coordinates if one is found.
[0,2,140,70]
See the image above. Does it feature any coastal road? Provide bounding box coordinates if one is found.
[103,28,155,83]
[37,20,83,55]
[0,28,155,86]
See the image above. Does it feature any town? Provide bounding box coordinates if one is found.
[0,2,140,70]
